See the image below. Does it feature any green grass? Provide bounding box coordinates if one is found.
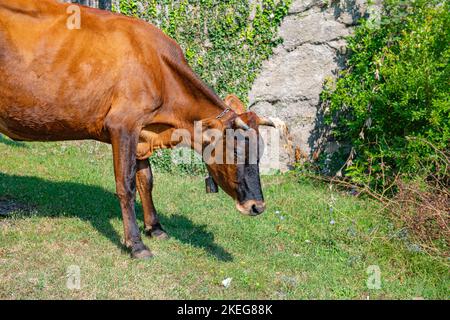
[0,136,448,299]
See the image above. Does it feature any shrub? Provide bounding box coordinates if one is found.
[321,0,450,189]
[316,0,450,254]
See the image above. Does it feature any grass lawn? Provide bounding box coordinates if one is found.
[0,135,448,299]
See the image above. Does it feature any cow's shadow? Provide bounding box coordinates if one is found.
[0,173,233,262]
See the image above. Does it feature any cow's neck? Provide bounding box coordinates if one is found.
[157,55,233,152]
[139,82,230,159]
[160,54,230,124]
[185,99,228,123]
[175,97,231,154]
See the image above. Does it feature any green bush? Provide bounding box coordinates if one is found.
[322,0,450,188]
[114,0,291,174]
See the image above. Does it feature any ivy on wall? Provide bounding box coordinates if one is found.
[114,0,291,102]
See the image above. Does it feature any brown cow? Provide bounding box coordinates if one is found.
[0,0,275,258]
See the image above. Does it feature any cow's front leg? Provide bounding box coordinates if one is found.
[110,127,153,259]
[136,159,169,240]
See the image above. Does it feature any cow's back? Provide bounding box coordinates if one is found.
[0,0,164,142]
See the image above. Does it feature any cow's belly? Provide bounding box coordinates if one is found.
[0,73,112,142]
[0,119,85,142]
[0,117,22,140]
[0,122,26,141]
[0,102,103,142]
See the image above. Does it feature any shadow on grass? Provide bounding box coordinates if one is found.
[160,214,233,262]
[0,134,27,148]
[0,173,232,261]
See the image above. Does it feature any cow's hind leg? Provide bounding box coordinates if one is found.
[136,159,169,240]
[109,124,153,259]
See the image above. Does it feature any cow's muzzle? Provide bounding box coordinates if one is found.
[236,200,266,216]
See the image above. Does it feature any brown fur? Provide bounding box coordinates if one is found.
[0,0,267,258]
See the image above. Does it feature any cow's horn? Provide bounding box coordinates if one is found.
[235,117,250,131]
[258,117,276,128]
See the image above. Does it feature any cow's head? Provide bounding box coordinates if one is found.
[201,95,275,216]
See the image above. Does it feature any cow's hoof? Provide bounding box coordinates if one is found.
[131,244,153,259]
[152,229,169,240]
[145,224,169,240]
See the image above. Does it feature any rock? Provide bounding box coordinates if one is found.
[279,8,351,52]
[221,277,232,288]
[249,0,380,170]
[250,44,337,104]
[288,0,325,14]
[251,43,338,160]
[259,117,295,174]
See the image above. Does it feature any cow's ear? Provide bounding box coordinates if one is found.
[202,118,224,145]
[224,94,246,115]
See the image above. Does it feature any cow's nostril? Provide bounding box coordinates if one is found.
[251,204,265,215]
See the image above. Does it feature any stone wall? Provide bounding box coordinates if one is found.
[249,0,381,168]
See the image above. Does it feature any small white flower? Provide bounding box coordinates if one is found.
[305,240,311,244]
[222,277,232,288]
[275,210,281,215]
[330,220,336,225]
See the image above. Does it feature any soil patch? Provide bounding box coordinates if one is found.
[0,197,31,216]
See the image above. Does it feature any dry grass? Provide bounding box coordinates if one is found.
[302,141,450,257]
[388,179,449,255]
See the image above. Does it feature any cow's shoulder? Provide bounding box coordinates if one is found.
[117,16,184,57]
